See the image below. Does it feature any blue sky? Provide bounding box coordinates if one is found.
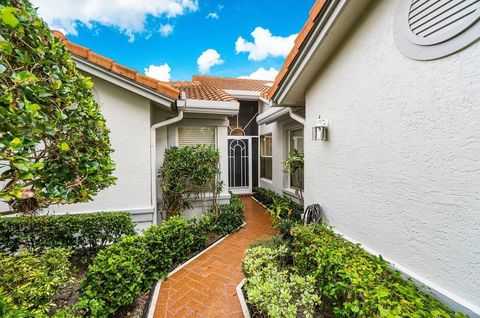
[32,0,315,81]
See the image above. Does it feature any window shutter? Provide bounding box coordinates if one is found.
[178,127,216,147]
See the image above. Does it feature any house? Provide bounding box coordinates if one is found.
[262,0,480,316]
[16,32,271,230]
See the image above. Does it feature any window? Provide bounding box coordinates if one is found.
[288,128,304,190]
[178,127,216,147]
[260,134,272,180]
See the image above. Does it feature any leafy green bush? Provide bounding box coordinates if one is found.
[78,236,146,318]
[0,0,115,214]
[291,225,464,318]
[243,243,319,318]
[215,193,244,235]
[142,216,208,287]
[0,212,136,253]
[160,145,222,217]
[0,248,72,316]
[78,216,208,317]
[0,291,29,318]
[253,187,303,220]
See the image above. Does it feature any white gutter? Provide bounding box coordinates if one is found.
[150,100,186,225]
[257,107,305,126]
[289,108,305,125]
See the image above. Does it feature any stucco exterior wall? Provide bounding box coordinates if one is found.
[304,0,480,314]
[44,76,155,230]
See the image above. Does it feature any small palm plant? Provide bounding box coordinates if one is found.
[267,197,292,225]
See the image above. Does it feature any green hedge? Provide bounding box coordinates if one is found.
[253,187,303,218]
[0,212,136,253]
[291,225,464,318]
[77,195,244,317]
[77,216,208,317]
[215,194,244,235]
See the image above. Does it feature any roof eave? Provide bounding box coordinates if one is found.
[73,56,176,109]
[184,99,240,116]
[272,0,372,107]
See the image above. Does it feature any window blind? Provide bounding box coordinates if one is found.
[178,127,216,147]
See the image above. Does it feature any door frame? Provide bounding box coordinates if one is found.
[227,136,253,194]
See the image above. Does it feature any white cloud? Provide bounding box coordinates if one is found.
[144,63,171,82]
[235,27,297,61]
[197,49,223,74]
[31,0,198,41]
[238,67,278,81]
[206,12,219,19]
[159,24,174,36]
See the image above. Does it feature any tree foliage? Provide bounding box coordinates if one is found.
[0,0,116,213]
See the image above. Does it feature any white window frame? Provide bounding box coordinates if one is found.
[260,134,273,181]
[286,127,304,191]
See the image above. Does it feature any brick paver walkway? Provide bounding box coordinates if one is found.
[153,196,275,318]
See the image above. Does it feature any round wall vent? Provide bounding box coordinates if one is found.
[394,0,480,60]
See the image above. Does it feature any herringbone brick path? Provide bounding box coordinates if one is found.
[153,196,275,318]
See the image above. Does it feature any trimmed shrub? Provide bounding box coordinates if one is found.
[0,212,136,253]
[291,225,464,318]
[0,248,72,316]
[78,216,208,317]
[215,194,244,235]
[142,216,208,287]
[243,242,319,318]
[78,236,146,318]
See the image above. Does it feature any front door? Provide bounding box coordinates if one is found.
[227,136,252,194]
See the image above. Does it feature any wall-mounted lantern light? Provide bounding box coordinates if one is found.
[313,116,328,141]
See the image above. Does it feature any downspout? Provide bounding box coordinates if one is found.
[150,93,186,225]
[289,108,305,125]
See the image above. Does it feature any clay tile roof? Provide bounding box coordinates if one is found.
[170,76,273,102]
[51,30,179,100]
[170,81,236,102]
[268,0,327,100]
[192,75,273,97]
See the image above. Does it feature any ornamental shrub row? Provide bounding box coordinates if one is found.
[77,216,208,317]
[290,225,464,318]
[253,187,303,219]
[0,212,136,253]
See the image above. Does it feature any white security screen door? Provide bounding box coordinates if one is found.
[227,136,252,194]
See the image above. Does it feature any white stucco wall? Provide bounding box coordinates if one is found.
[45,76,155,230]
[304,0,480,315]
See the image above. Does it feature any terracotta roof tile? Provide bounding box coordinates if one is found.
[268,0,327,100]
[52,30,179,100]
[193,75,272,95]
[171,76,273,102]
[170,81,236,102]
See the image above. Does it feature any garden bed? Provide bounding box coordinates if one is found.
[241,229,465,318]
[0,195,245,317]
